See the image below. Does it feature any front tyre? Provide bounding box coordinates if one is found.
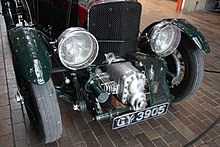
[166,38,204,102]
[25,79,62,143]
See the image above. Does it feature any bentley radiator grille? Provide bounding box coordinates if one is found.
[88,1,142,63]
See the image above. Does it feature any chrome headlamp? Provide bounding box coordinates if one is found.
[58,27,99,70]
[150,21,181,57]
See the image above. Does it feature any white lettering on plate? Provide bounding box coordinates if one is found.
[116,114,135,127]
[113,103,169,129]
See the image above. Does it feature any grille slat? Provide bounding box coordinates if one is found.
[88,1,142,63]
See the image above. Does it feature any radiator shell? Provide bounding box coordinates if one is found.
[88,1,142,63]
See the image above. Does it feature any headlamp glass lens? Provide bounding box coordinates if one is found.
[58,27,98,70]
[150,22,181,57]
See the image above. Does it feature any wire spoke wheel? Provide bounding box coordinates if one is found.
[165,39,204,102]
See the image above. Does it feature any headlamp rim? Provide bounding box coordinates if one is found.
[58,27,99,70]
[150,21,181,57]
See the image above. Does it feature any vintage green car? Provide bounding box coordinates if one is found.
[1,0,210,144]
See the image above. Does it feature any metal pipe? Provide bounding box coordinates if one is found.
[90,81,109,103]
[21,0,33,24]
[66,0,73,28]
[95,106,133,121]
[52,67,69,74]
[176,0,183,13]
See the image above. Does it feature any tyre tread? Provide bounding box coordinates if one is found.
[31,79,62,143]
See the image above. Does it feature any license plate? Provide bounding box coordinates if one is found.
[112,102,169,129]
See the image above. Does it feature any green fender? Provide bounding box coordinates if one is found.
[140,19,210,53]
[165,19,210,53]
[8,27,52,85]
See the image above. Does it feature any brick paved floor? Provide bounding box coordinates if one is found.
[0,0,220,147]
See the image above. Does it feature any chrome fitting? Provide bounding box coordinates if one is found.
[15,91,24,104]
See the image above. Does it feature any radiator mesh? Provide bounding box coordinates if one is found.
[88,1,142,63]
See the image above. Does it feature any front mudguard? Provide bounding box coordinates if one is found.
[8,27,52,85]
[139,19,210,53]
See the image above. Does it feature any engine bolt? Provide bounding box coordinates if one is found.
[65,78,70,84]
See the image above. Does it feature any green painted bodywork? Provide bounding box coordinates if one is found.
[165,19,210,53]
[1,0,18,30]
[8,27,52,85]
[141,19,210,53]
